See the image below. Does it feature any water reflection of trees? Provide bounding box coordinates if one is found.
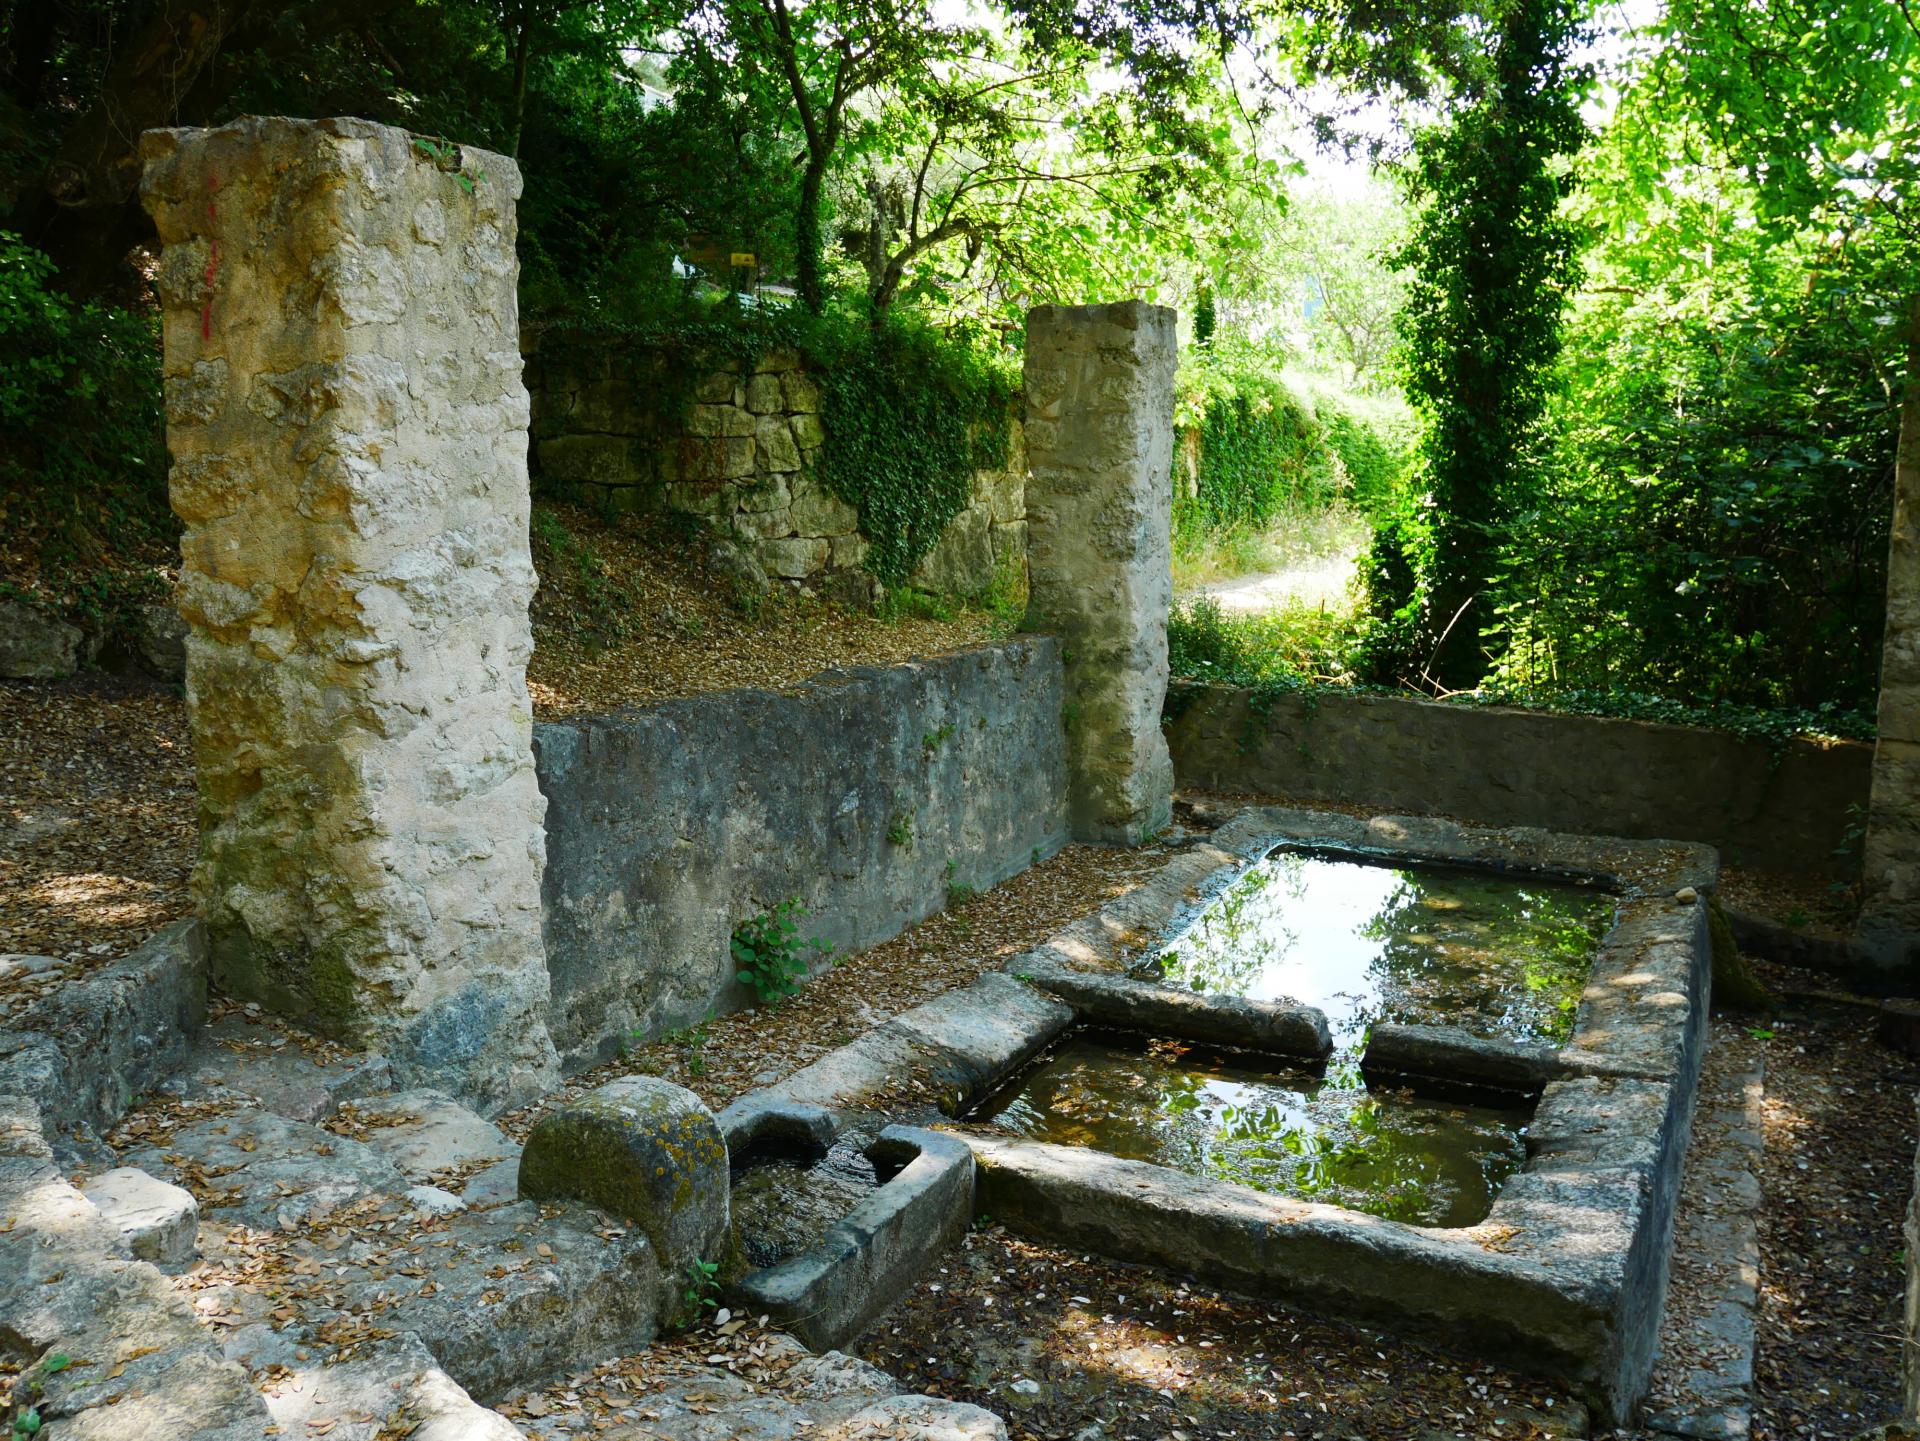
[1009,1042,1526,1228]
[1163,853,1614,1046]
[1159,858,1297,997]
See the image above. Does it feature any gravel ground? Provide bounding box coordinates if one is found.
[855,1225,1587,1441]
[1747,960,1911,1440]
[526,504,1005,718]
[0,671,196,1016]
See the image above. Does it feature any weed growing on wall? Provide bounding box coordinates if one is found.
[732,898,833,1004]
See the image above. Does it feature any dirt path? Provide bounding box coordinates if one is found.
[1191,552,1359,614]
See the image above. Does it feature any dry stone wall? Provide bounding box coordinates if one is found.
[534,638,1069,1066]
[525,340,1026,603]
[141,116,559,1114]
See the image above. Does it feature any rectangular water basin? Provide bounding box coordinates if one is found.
[969,1029,1531,1227]
[1150,847,1618,1050]
[717,1099,975,1351]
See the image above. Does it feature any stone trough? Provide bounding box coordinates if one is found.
[717,1099,974,1350]
[737,805,1715,1426]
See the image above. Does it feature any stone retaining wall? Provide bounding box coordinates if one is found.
[525,338,1026,604]
[533,637,1070,1067]
[1165,683,1871,876]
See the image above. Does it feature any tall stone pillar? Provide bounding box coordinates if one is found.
[141,117,560,1112]
[1023,302,1177,844]
[1861,322,1920,973]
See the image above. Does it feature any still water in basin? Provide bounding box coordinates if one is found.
[730,1139,878,1270]
[1154,850,1616,1047]
[974,1033,1527,1227]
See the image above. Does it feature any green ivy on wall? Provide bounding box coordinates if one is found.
[809,312,1018,589]
[536,301,1017,592]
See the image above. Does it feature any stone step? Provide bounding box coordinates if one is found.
[260,1331,527,1441]
[113,1100,668,1403]
[79,1166,199,1268]
[501,1332,1006,1441]
[0,1096,272,1440]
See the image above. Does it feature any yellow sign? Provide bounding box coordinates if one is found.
[730,252,757,268]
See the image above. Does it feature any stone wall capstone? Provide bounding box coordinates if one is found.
[525,339,1026,604]
[1023,302,1177,844]
[141,116,560,1114]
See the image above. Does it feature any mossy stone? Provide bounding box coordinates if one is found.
[517,1077,729,1279]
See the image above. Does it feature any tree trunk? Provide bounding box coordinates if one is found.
[795,159,827,313]
[507,0,534,158]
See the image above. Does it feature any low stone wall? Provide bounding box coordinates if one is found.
[525,338,1026,604]
[1165,684,1872,876]
[534,637,1070,1067]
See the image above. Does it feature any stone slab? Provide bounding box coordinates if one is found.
[1641,1055,1765,1440]
[80,1166,199,1268]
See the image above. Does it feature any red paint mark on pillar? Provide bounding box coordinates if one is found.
[201,176,221,340]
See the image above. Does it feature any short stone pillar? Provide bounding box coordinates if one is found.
[141,117,559,1112]
[1862,370,1920,972]
[1023,302,1177,844]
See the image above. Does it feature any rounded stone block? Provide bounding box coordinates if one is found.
[517,1077,729,1274]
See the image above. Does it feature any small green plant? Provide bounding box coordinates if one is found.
[410,134,487,195]
[887,809,916,849]
[1746,1026,1775,1041]
[681,1258,722,1321]
[1783,908,1811,928]
[732,899,832,1004]
[876,587,959,624]
[979,550,1028,634]
[663,1017,713,1076]
[921,723,956,755]
[8,1354,72,1438]
[944,859,977,911]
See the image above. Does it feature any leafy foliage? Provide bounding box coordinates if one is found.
[1174,343,1410,552]
[0,233,171,632]
[1495,167,1899,710]
[731,897,833,1004]
[1395,0,1590,687]
[810,310,1018,587]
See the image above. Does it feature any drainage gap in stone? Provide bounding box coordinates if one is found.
[966,1028,1532,1227]
[729,1135,883,1270]
[1150,848,1617,1047]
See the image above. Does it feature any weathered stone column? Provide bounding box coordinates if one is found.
[141,117,560,1111]
[1861,309,1920,973]
[1023,302,1177,844]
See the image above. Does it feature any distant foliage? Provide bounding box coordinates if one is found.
[1489,120,1903,712]
[1174,345,1409,546]
[0,233,171,628]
